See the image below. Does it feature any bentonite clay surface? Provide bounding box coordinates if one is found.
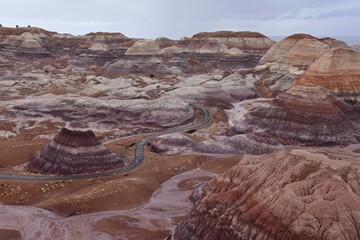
[297,48,360,101]
[242,85,360,145]
[151,85,360,156]
[174,149,360,240]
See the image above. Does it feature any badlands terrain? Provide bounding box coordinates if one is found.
[0,27,359,240]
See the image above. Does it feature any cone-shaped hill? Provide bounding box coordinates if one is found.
[244,85,360,145]
[27,128,126,175]
[297,47,360,101]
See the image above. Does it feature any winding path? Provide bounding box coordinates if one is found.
[0,104,210,181]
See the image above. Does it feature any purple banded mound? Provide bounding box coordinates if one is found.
[27,128,126,175]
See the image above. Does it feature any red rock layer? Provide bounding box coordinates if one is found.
[243,85,360,145]
[259,34,348,70]
[297,48,360,101]
[174,150,360,240]
[26,128,125,175]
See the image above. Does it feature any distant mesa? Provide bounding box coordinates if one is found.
[192,30,270,39]
[0,27,274,60]
[0,26,134,56]
[26,128,126,175]
[188,30,274,54]
[84,31,131,49]
[84,31,128,39]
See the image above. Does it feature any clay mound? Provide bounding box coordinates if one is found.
[259,34,331,70]
[155,37,177,49]
[197,40,228,54]
[174,150,360,240]
[125,39,163,55]
[163,45,183,54]
[259,34,349,69]
[244,85,360,145]
[297,48,360,101]
[320,37,349,48]
[26,128,125,175]
[255,34,350,95]
[19,32,44,48]
[225,47,244,55]
[88,42,109,51]
[3,32,45,49]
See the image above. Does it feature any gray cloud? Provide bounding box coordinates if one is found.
[0,0,359,39]
[318,7,360,19]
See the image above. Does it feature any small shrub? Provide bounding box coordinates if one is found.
[27,25,31,28]
[15,25,19,28]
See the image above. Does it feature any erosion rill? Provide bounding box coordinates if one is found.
[174,151,360,240]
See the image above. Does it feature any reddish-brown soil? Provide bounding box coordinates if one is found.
[0,125,238,217]
[0,229,21,240]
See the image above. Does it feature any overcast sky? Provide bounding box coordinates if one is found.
[0,0,359,40]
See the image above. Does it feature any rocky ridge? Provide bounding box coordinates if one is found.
[253,34,350,96]
[259,34,348,71]
[174,150,360,240]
